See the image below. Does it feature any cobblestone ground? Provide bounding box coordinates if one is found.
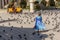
[0,10,60,40]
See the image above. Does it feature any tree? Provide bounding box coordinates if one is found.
[49,0,55,6]
[34,1,40,10]
[34,1,39,4]
[41,0,47,6]
[20,0,27,8]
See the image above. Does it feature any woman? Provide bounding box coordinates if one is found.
[32,13,45,35]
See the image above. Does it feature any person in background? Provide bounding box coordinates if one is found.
[14,2,18,8]
[32,12,45,35]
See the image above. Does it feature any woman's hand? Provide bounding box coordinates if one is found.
[34,18,35,21]
[33,25,36,29]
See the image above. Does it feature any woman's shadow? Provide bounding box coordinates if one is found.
[0,26,48,40]
[39,34,48,40]
[32,32,48,40]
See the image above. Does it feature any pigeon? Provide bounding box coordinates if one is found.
[52,24,54,26]
[17,18,19,19]
[11,26,13,28]
[32,32,36,35]
[24,37,27,40]
[18,35,22,39]
[48,21,50,24]
[49,33,55,37]
[8,18,10,20]
[39,35,43,38]
[45,21,47,24]
[8,22,10,26]
[0,35,2,38]
[50,36,53,40]
[10,35,13,39]
[3,30,5,32]
[8,39,10,40]
[21,26,23,28]
[11,26,13,30]
[24,22,26,24]
[0,16,1,18]
[57,30,60,32]
[51,13,53,15]
[17,21,19,23]
[24,34,26,36]
[28,22,30,24]
[52,21,54,23]
[20,22,22,24]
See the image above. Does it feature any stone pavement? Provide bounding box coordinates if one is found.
[0,10,60,40]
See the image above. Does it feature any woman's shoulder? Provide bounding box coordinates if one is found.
[36,16,42,18]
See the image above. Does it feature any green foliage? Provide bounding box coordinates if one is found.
[34,1,40,10]
[20,0,27,8]
[49,0,55,6]
[41,0,47,6]
[34,1,39,4]
[26,6,30,9]
[10,0,14,3]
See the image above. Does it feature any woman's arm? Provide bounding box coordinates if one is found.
[33,18,36,29]
[34,17,37,21]
[34,18,35,21]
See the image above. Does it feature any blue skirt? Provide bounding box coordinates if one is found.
[34,22,45,31]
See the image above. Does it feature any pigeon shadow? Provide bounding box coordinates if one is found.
[0,26,48,40]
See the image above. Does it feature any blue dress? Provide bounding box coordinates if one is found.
[34,16,45,31]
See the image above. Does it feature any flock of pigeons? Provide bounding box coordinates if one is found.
[0,10,60,40]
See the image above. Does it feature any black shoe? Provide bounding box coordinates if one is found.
[0,35,2,38]
[32,32,36,35]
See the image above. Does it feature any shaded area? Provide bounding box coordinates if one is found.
[0,26,48,40]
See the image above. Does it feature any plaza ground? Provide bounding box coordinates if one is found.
[0,10,60,40]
